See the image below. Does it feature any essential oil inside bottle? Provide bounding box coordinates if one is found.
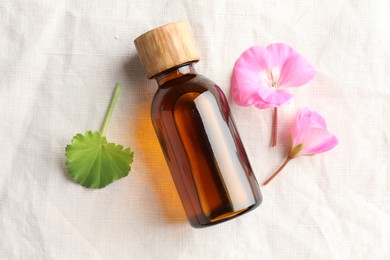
[134,22,262,228]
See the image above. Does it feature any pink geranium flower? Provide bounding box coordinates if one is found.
[263,107,338,185]
[231,43,316,146]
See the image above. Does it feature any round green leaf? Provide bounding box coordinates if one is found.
[65,131,133,189]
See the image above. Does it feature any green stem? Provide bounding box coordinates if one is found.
[263,156,292,186]
[101,83,122,136]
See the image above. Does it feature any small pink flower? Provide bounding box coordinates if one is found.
[263,107,338,185]
[231,43,316,146]
[290,107,339,156]
[232,43,316,108]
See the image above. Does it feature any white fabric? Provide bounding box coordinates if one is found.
[1,0,389,259]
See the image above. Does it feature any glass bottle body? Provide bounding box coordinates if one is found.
[151,63,262,228]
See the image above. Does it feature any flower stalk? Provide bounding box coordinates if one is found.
[271,107,278,147]
[263,155,292,185]
[263,108,338,186]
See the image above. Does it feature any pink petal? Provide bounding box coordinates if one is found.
[231,67,267,106]
[291,109,324,146]
[299,108,327,130]
[266,43,316,88]
[232,80,292,109]
[259,89,293,108]
[266,43,297,69]
[278,54,316,87]
[253,103,276,109]
[237,46,273,74]
[299,107,312,118]
[305,108,327,128]
[304,135,338,155]
[296,128,338,155]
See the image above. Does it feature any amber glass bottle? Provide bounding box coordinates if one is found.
[134,21,262,228]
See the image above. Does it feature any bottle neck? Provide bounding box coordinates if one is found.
[154,62,197,87]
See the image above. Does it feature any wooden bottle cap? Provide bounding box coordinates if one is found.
[134,21,200,79]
